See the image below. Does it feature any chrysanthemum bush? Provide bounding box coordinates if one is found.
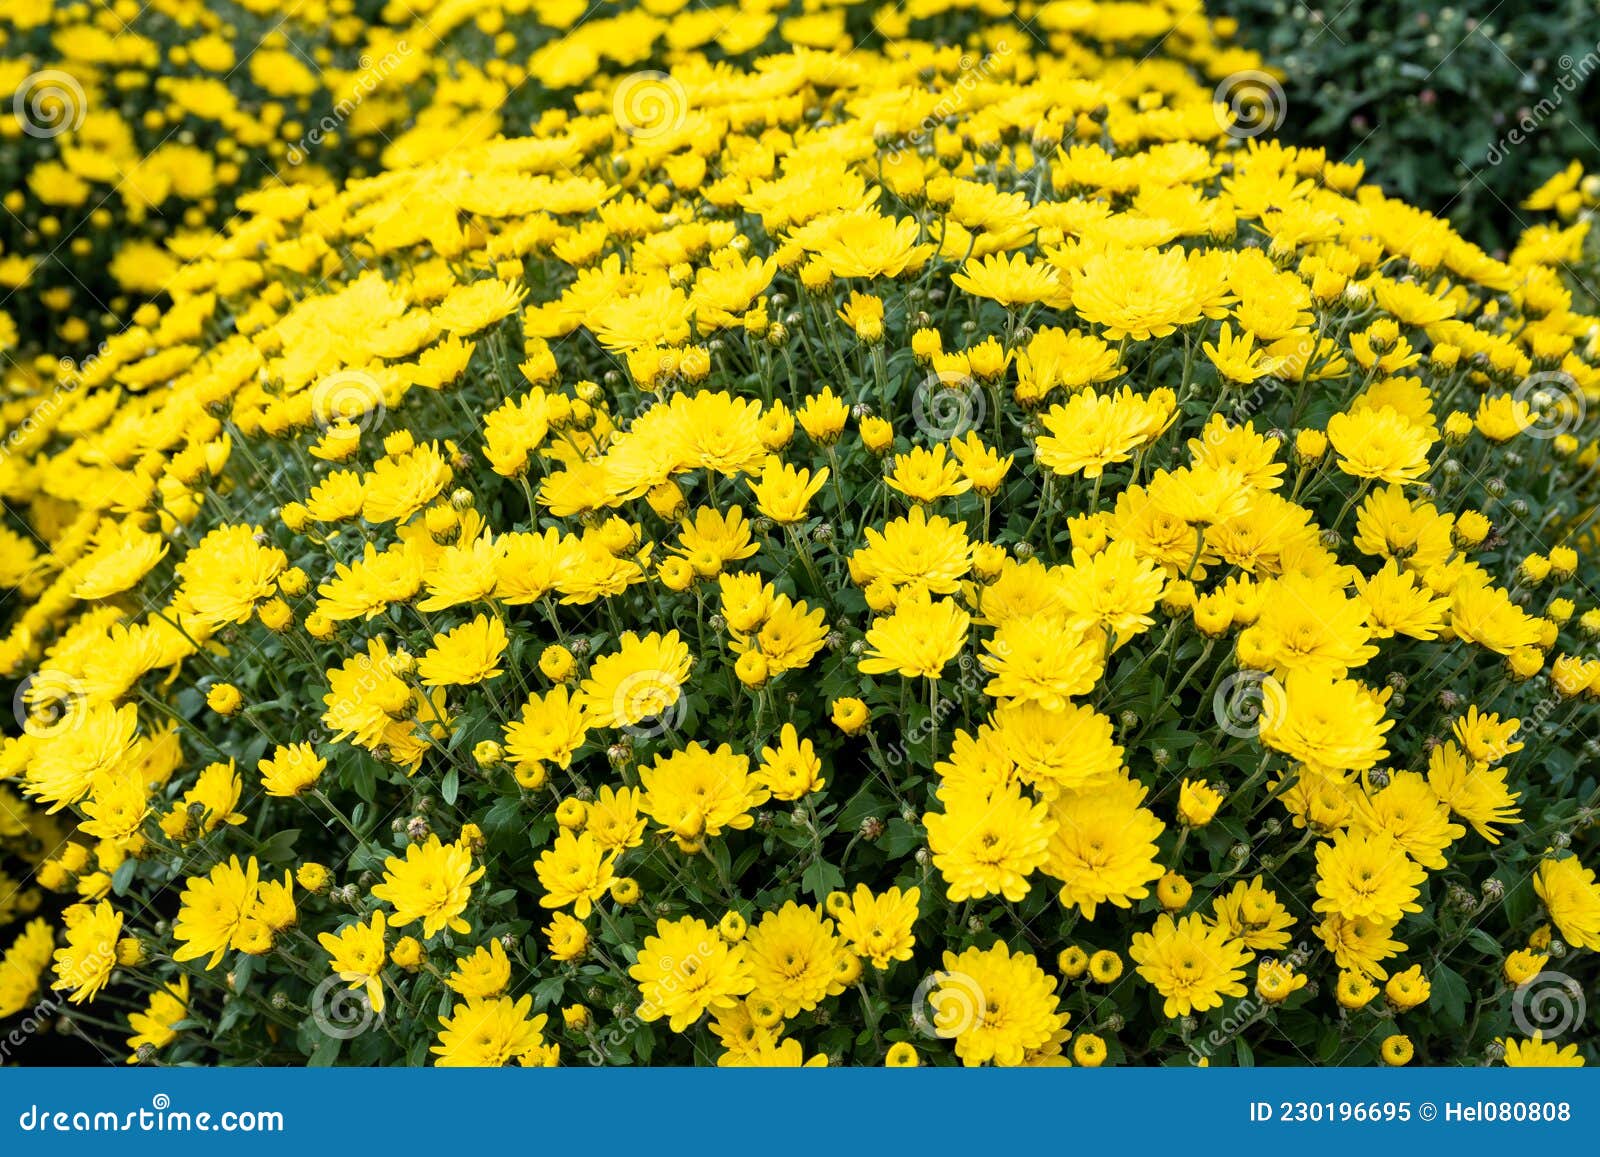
[1,0,872,356]
[2,1,1600,1069]
[0,0,1234,359]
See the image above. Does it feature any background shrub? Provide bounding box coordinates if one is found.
[1212,0,1600,249]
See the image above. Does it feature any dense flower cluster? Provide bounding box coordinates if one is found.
[4,0,979,356]
[2,0,1598,1068]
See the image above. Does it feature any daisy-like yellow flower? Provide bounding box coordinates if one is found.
[578,630,692,731]
[885,444,971,503]
[630,916,754,1032]
[1313,830,1428,924]
[744,902,847,1018]
[925,782,1054,903]
[534,830,617,918]
[748,459,828,523]
[446,939,512,998]
[1326,405,1435,485]
[859,594,969,678]
[172,856,261,970]
[371,836,485,939]
[416,614,509,686]
[1254,958,1307,1004]
[1379,1033,1414,1065]
[125,976,189,1064]
[1500,1033,1586,1067]
[754,723,825,801]
[544,912,589,962]
[257,742,327,798]
[504,684,590,769]
[317,910,388,1015]
[951,251,1066,307]
[1129,913,1253,1018]
[1210,877,1295,952]
[51,901,122,1005]
[1203,321,1282,383]
[431,994,551,1067]
[929,941,1069,1067]
[1533,856,1600,950]
[832,885,919,969]
[639,742,770,849]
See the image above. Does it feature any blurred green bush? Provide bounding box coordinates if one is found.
[1212,0,1600,249]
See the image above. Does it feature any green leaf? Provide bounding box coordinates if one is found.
[1316,1027,1342,1062]
[482,796,521,838]
[441,765,460,806]
[880,818,921,858]
[257,827,301,863]
[1503,873,1537,929]
[1466,929,1503,958]
[532,975,566,1010]
[801,860,845,901]
[111,857,137,895]
[308,1034,342,1067]
[1431,963,1469,1027]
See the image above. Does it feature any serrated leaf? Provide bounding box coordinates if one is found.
[880,818,921,857]
[801,860,845,901]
